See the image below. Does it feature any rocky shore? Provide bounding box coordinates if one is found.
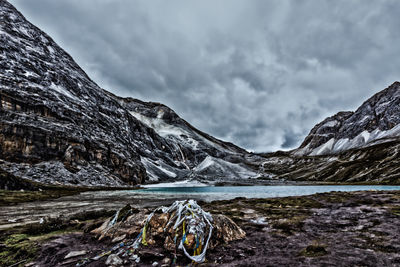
[1,190,399,266]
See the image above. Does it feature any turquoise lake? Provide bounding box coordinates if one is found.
[136,185,400,201]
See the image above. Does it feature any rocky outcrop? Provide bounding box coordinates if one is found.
[0,167,37,190]
[90,201,246,265]
[0,1,257,187]
[297,111,354,152]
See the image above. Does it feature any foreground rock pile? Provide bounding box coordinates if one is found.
[82,200,245,266]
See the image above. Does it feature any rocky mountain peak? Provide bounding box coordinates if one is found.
[296,82,400,156]
[346,81,400,135]
[298,111,354,150]
[0,0,100,100]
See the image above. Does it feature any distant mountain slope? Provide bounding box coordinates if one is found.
[0,0,257,187]
[259,139,400,184]
[117,97,257,182]
[295,82,400,156]
[254,82,400,185]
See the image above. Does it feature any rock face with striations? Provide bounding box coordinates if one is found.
[295,82,400,156]
[0,1,257,187]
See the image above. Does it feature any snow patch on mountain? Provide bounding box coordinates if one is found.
[130,111,200,150]
[321,120,339,128]
[141,157,178,182]
[129,110,238,154]
[297,124,400,156]
[193,156,257,178]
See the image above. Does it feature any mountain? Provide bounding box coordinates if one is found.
[295,82,400,156]
[256,82,400,184]
[1,1,399,187]
[0,0,258,187]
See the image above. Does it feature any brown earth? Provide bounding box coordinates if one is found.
[2,190,400,266]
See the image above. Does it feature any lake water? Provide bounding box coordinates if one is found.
[1,185,400,229]
[136,185,400,201]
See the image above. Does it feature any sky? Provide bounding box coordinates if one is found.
[10,0,400,152]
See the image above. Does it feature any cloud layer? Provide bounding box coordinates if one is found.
[10,0,400,152]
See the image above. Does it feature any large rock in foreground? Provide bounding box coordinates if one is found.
[90,200,246,265]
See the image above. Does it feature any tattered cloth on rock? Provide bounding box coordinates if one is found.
[88,200,245,265]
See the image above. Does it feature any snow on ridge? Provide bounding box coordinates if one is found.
[358,115,371,124]
[47,46,55,55]
[130,111,189,137]
[141,153,257,183]
[321,120,339,128]
[129,110,240,155]
[306,124,400,156]
[24,71,38,77]
[130,111,223,151]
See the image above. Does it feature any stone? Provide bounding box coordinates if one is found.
[211,214,246,245]
[129,254,141,263]
[105,254,123,266]
[64,250,87,259]
[138,248,164,259]
[162,257,171,265]
[111,234,126,243]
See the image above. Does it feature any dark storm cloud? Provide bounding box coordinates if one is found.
[10,0,400,152]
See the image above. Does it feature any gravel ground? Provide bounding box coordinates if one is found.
[26,190,400,266]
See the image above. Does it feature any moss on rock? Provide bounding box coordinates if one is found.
[0,234,38,266]
[299,241,328,257]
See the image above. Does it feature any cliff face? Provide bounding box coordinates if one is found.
[0,1,257,187]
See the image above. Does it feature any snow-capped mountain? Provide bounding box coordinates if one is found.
[0,1,257,186]
[295,82,400,156]
[254,82,400,184]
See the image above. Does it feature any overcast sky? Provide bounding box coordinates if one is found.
[10,0,400,152]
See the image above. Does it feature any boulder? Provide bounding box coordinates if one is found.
[91,200,246,265]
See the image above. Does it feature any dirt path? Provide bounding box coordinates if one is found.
[0,191,201,230]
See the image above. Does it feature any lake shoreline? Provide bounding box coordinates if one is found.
[2,179,399,207]
[2,185,400,231]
